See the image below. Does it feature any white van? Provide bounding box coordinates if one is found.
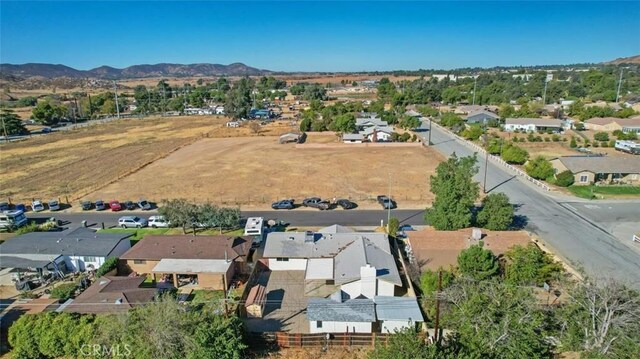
[0,210,28,229]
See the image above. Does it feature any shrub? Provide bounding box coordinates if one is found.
[501,144,529,165]
[544,137,551,142]
[593,141,599,147]
[600,141,608,147]
[50,283,78,301]
[609,139,616,147]
[411,134,417,142]
[555,170,575,187]
[594,132,609,141]
[476,193,514,230]
[96,257,118,277]
[551,134,561,142]
[525,156,555,180]
[457,243,499,280]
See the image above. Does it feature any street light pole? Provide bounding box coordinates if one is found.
[615,69,624,103]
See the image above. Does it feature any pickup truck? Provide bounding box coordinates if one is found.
[377,195,396,209]
[302,197,330,210]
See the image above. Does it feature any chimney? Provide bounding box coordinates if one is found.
[372,128,378,143]
[305,231,314,243]
[360,264,377,299]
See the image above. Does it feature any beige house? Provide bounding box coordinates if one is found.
[119,235,250,290]
[550,156,640,185]
[584,117,640,133]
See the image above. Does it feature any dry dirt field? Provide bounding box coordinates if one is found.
[0,116,226,204]
[86,136,442,209]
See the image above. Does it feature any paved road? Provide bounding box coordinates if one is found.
[418,119,640,287]
[29,209,428,228]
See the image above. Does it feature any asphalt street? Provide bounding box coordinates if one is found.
[417,119,640,287]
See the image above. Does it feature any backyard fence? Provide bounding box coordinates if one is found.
[429,122,551,191]
[246,332,393,349]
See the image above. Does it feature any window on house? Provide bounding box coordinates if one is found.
[317,321,323,328]
[276,258,289,262]
[579,175,589,183]
[84,256,97,262]
[133,260,147,265]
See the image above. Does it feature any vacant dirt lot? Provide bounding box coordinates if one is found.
[0,116,225,203]
[87,136,441,209]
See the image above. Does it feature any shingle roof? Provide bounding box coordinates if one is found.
[465,109,499,120]
[343,133,364,140]
[64,276,156,314]
[307,298,376,322]
[557,156,640,174]
[0,228,131,258]
[374,296,424,322]
[120,235,250,261]
[318,224,355,234]
[356,118,388,127]
[505,118,564,127]
[585,117,640,127]
[360,126,394,135]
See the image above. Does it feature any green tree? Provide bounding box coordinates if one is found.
[501,144,529,164]
[525,156,555,180]
[425,154,479,230]
[476,193,514,230]
[224,77,252,119]
[158,198,199,234]
[593,132,609,141]
[299,117,311,131]
[504,244,563,286]
[333,113,356,133]
[569,137,578,148]
[461,124,483,140]
[457,243,499,280]
[50,283,78,301]
[0,108,29,135]
[32,100,67,125]
[96,257,118,277]
[554,170,575,187]
[377,77,397,102]
[399,115,421,130]
[440,112,464,128]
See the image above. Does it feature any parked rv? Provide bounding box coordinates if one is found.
[614,140,640,155]
[0,210,28,230]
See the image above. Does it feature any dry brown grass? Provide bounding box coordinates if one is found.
[0,116,227,203]
[259,347,370,359]
[86,136,441,209]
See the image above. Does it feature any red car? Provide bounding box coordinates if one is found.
[109,200,122,211]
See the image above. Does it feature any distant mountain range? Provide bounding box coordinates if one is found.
[605,55,640,65]
[0,62,271,79]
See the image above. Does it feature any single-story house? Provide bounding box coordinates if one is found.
[406,228,531,271]
[343,133,364,143]
[454,105,499,115]
[355,117,388,130]
[360,126,394,142]
[465,109,500,124]
[63,276,157,314]
[0,228,132,276]
[279,132,301,144]
[307,298,376,334]
[374,296,424,333]
[263,226,402,299]
[250,108,273,119]
[584,117,640,133]
[504,118,564,133]
[550,156,640,185]
[119,235,250,290]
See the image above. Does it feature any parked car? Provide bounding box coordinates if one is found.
[271,199,295,210]
[137,199,151,211]
[123,201,137,210]
[31,200,45,212]
[95,200,106,211]
[0,202,9,211]
[148,215,169,228]
[118,216,147,228]
[80,200,92,210]
[41,127,52,134]
[302,197,330,210]
[376,195,396,209]
[48,200,60,211]
[336,199,356,210]
[109,200,122,211]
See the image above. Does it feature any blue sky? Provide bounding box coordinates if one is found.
[1,1,639,71]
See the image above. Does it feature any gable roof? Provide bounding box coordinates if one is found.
[557,156,640,174]
[360,126,394,135]
[318,224,355,234]
[465,109,499,120]
[374,296,424,322]
[120,235,250,261]
[356,118,388,127]
[343,133,364,141]
[505,118,564,127]
[585,117,640,127]
[307,298,376,322]
[0,228,131,258]
[64,276,156,314]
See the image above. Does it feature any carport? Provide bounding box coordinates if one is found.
[151,258,234,290]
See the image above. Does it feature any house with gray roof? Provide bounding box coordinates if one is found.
[550,156,640,185]
[0,228,132,276]
[359,125,395,142]
[342,133,364,143]
[374,296,424,333]
[465,109,499,124]
[307,298,376,333]
[355,117,388,130]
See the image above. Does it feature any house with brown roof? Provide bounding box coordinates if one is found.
[550,156,640,185]
[584,117,640,133]
[63,276,157,314]
[406,228,531,271]
[119,235,250,290]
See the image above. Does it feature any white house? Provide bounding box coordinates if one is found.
[307,298,375,334]
[0,228,132,275]
[375,296,424,333]
[360,126,394,142]
[214,106,225,115]
[355,117,388,130]
[504,118,564,133]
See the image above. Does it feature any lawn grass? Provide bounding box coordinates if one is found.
[99,228,169,244]
[568,185,640,199]
[190,289,225,304]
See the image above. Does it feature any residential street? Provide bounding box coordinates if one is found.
[417,119,640,288]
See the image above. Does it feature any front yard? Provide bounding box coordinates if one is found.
[567,185,640,199]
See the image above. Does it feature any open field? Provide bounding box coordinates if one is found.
[85,136,442,209]
[0,116,226,204]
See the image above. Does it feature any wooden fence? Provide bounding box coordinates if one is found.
[246,332,393,349]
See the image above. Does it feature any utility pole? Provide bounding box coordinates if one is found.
[1,116,9,142]
[428,117,432,145]
[387,172,392,232]
[542,77,548,105]
[482,125,489,193]
[114,81,120,119]
[434,270,442,343]
[472,76,477,106]
[615,68,624,103]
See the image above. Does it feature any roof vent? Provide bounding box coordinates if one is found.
[56,238,62,243]
[305,231,314,243]
[115,298,123,304]
[99,280,108,285]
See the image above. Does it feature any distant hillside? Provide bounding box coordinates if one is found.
[605,55,640,65]
[0,62,271,79]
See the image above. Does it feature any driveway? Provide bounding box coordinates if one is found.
[243,270,309,333]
